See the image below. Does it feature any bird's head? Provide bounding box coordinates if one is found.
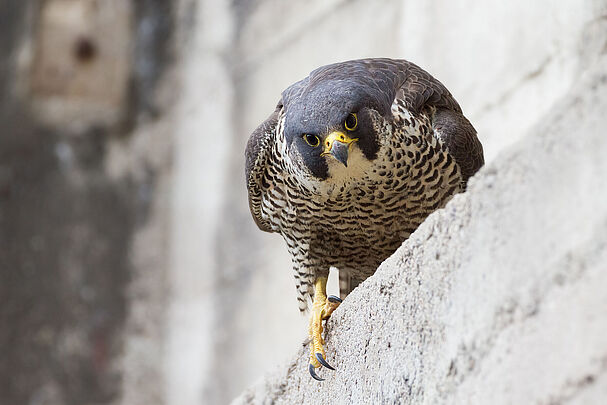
[282,63,396,184]
[287,106,380,182]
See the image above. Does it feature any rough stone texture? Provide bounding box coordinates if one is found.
[220,1,607,404]
[233,56,607,405]
[209,1,607,403]
[3,1,607,404]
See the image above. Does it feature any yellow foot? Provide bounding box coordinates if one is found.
[308,276,342,381]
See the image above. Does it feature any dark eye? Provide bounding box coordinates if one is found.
[344,113,358,131]
[303,134,320,147]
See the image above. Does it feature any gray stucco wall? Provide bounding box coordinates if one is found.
[233,54,607,405]
[2,1,606,405]
[218,1,607,403]
[1,1,174,404]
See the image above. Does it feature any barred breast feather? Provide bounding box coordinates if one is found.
[245,58,484,309]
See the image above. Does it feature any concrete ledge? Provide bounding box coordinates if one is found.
[232,59,607,404]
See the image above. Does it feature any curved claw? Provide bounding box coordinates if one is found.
[315,353,335,370]
[327,295,343,303]
[309,364,324,381]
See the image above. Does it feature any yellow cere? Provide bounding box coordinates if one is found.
[321,131,359,155]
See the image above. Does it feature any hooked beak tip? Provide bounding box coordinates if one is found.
[330,141,349,167]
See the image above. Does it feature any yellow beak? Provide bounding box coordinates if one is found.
[321,131,358,167]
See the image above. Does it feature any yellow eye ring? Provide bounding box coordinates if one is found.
[303,134,320,147]
[344,113,358,131]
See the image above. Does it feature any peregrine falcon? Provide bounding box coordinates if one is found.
[245,58,484,380]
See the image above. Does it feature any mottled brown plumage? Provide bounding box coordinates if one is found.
[245,58,483,379]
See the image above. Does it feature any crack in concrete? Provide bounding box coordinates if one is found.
[540,354,607,405]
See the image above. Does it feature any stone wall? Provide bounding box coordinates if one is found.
[233,55,607,405]
[2,1,606,405]
[220,1,607,403]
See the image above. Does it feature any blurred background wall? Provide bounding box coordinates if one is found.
[1,1,606,405]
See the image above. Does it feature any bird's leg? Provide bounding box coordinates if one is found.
[308,276,342,381]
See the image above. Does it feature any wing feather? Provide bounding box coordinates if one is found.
[245,101,282,232]
[386,59,484,182]
[432,109,484,183]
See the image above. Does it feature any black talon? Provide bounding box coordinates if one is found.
[309,364,324,381]
[328,295,343,303]
[315,353,335,370]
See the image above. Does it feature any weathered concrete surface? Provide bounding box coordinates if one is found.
[5,1,605,404]
[398,0,607,163]
[219,2,607,402]
[232,58,607,404]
